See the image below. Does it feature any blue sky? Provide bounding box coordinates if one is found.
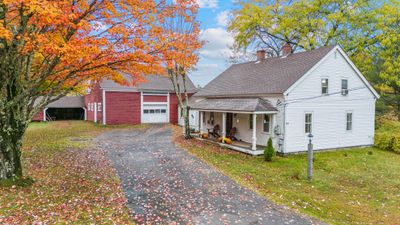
[188,0,240,87]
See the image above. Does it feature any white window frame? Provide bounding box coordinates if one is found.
[321,78,329,95]
[341,79,348,96]
[346,111,353,131]
[263,114,271,133]
[304,112,313,134]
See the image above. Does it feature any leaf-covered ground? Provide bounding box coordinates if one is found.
[172,125,400,225]
[0,121,136,224]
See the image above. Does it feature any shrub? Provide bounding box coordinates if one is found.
[264,137,275,161]
[375,133,400,154]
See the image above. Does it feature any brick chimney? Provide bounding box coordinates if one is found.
[256,50,266,61]
[282,42,292,56]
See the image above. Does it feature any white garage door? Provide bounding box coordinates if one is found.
[142,104,168,123]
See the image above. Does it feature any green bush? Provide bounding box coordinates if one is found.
[264,137,275,161]
[375,133,400,154]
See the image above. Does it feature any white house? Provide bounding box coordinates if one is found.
[188,44,379,155]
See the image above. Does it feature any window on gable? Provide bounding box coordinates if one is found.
[341,79,348,95]
[305,113,312,133]
[249,115,253,129]
[321,78,328,95]
[346,112,353,131]
[263,114,271,133]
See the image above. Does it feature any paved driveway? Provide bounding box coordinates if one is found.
[96,125,322,225]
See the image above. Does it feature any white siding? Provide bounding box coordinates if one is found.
[179,107,199,131]
[284,49,376,153]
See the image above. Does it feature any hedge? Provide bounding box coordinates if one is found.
[375,133,400,154]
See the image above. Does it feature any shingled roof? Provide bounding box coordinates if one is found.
[189,98,277,113]
[101,74,197,92]
[195,45,335,97]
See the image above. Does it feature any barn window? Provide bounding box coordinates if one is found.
[305,113,312,133]
[321,78,328,95]
[98,103,102,112]
[346,112,353,131]
[263,114,271,133]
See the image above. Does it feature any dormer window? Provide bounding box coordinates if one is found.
[321,78,328,95]
[341,79,348,96]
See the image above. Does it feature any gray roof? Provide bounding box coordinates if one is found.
[195,45,335,97]
[189,98,277,112]
[47,96,85,108]
[101,74,197,92]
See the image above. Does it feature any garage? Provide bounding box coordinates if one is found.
[142,104,168,123]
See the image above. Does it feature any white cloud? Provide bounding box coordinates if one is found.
[200,27,234,60]
[216,10,230,27]
[197,0,218,9]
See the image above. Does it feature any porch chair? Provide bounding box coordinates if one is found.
[227,127,238,141]
[208,124,220,138]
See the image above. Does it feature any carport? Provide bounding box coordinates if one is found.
[43,96,86,121]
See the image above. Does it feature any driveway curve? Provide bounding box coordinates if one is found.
[96,125,323,225]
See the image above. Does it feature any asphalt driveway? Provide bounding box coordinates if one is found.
[96,125,322,225]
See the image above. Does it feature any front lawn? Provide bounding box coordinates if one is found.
[173,126,400,225]
[0,121,135,224]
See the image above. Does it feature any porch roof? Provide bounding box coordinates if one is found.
[189,98,277,113]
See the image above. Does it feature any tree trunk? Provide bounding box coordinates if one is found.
[0,119,26,180]
[182,105,191,139]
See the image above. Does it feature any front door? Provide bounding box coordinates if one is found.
[226,113,233,134]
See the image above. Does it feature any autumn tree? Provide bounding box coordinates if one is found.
[160,0,202,138]
[229,0,400,116]
[0,0,188,180]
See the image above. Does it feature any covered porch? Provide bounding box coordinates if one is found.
[190,98,278,156]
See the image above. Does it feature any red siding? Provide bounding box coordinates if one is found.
[143,95,167,102]
[85,82,103,123]
[32,110,44,121]
[105,92,141,125]
[169,93,193,124]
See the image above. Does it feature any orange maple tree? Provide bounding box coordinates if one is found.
[0,0,199,179]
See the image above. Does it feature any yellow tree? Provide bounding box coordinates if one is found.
[0,0,189,180]
[159,0,202,138]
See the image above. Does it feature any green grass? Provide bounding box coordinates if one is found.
[0,121,138,224]
[173,126,400,225]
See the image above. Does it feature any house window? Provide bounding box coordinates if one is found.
[263,115,271,133]
[321,78,328,95]
[249,115,253,129]
[341,79,348,95]
[346,112,353,131]
[305,113,312,133]
[98,103,102,112]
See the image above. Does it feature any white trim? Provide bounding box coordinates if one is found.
[143,92,169,96]
[140,92,144,123]
[83,107,87,121]
[284,45,380,98]
[252,114,257,150]
[190,109,278,114]
[43,108,48,122]
[102,90,106,125]
[142,102,169,105]
[94,103,97,123]
[167,93,170,123]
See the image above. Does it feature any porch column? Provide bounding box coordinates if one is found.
[222,112,227,143]
[199,111,204,134]
[252,113,257,150]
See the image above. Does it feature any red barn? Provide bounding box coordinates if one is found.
[33,75,197,125]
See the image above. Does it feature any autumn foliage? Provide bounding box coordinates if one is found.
[0,0,200,179]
